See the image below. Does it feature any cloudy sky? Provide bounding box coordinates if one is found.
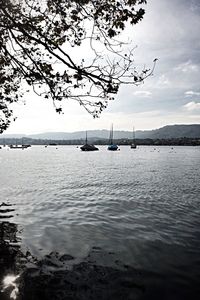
[6,0,200,134]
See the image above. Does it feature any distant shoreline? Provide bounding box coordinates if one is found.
[0,137,200,146]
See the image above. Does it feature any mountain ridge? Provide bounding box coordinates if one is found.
[1,124,200,139]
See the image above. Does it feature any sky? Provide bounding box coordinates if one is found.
[5,0,200,134]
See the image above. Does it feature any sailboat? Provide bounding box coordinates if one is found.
[9,138,26,149]
[107,124,118,151]
[130,126,137,149]
[80,131,99,151]
[9,138,31,149]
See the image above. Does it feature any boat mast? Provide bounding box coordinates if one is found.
[109,124,113,144]
[133,126,135,143]
[86,131,88,144]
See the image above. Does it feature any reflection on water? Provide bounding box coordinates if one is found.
[0,146,200,299]
[0,202,147,300]
[0,201,200,299]
[2,275,20,300]
[0,202,21,299]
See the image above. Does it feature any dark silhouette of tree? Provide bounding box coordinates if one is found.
[0,0,156,133]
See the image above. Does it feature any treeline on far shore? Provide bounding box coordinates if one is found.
[0,137,200,146]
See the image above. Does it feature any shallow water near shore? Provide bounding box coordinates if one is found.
[0,145,200,299]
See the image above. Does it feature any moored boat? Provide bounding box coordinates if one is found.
[80,144,99,151]
[130,126,137,149]
[130,143,137,149]
[80,132,99,151]
[9,145,27,149]
[107,124,118,151]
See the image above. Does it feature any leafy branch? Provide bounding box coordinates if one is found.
[0,0,156,133]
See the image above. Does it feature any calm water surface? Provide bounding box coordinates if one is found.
[0,145,200,296]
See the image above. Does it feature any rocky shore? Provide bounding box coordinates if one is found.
[1,202,199,300]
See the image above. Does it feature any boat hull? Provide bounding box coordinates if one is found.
[131,143,137,149]
[9,145,29,149]
[80,144,99,151]
[107,144,118,151]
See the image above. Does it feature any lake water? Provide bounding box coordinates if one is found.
[0,145,200,299]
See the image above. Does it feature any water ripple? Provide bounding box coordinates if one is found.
[0,146,200,282]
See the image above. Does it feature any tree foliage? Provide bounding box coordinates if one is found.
[0,0,156,133]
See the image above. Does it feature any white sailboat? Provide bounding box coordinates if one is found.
[130,126,137,149]
[108,124,118,151]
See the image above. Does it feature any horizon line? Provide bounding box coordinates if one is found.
[1,123,200,136]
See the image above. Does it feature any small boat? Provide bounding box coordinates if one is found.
[131,144,137,149]
[108,124,118,151]
[9,138,31,149]
[130,126,137,149]
[9,145,27,149]
[80,132,99,151]
[80,144,99,151]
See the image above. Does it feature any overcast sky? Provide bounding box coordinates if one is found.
[5,0,200,134]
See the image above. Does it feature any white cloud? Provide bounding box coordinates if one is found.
[190,0,200,12]
[184,90,200,97]
[3,0,200,134]
[157,74,170,87]
[133,91,152,98]
[174,61,199,73]
[183,101,200,111]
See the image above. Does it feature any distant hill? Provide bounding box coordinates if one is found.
[136,124,200,139]
[1,124,200,140]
